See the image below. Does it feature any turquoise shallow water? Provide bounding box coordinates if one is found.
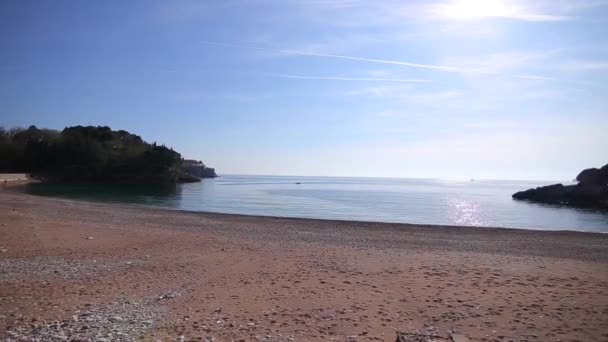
[23,175,608,232]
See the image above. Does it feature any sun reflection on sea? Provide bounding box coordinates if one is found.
[447,198,485,226]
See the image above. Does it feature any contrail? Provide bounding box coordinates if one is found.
[267,73,429,83]
[201,41,567,83]
[200,41,471,73]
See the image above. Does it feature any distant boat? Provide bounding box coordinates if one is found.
[295,182,302,185]
[470,179,475,182]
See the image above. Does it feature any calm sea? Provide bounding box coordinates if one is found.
[23,175,608,232]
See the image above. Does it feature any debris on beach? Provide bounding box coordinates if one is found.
[4,289,181,342]
[396,331,448,342]
[395,329,470,342]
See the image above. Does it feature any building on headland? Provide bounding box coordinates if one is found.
[182,159,218,178]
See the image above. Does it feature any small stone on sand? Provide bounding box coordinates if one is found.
[450,333,469,342]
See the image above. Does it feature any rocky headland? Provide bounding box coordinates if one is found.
[0,125,219,184]
[512,163,608,209]
[181,159,218,179]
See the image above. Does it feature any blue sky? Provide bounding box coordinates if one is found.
[1,0,607,181]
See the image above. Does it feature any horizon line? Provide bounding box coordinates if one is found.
[215,173,572,183]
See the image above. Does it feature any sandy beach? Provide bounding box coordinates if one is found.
[0,175,29,189]
[1,191,607,342]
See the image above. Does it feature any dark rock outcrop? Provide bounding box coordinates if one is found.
[512,163,608,209]
[200,167,218,178]
[577,164,608,185]
[177,172,201,183]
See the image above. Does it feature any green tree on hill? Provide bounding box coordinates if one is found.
[0,125,191,182]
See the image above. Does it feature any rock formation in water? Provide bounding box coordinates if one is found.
[181,159,218,179]
[512,163,608,209]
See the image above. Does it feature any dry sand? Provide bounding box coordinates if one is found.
[0,191,607,341]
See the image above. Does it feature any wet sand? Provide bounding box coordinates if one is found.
[1,191,607,341]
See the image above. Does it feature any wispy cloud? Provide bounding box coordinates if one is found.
[285,0,607,28]
[264,73,429,83]
[248,34,387,58]
[555,61,608,71]
[517,74,559,81]
[291,0,365,9]
[344,84,416,98]
[441,50,563,74]
[426,0,573,22]
[396,0,607,23]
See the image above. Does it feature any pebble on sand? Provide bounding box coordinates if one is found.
[450,334,470,342]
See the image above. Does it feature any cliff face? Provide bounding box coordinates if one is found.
[181,160,218,179]
[512,164,608,209]
[199,167,217,178]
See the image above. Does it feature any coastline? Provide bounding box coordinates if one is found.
[1,191,608,341]
[8,182,608,234]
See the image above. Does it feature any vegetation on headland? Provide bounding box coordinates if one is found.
[0,125,216,183]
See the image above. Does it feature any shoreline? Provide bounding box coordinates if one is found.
[7,185,607,235]
[1,191,608,341]
[150,207,608,235]
[0,173,32,189]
